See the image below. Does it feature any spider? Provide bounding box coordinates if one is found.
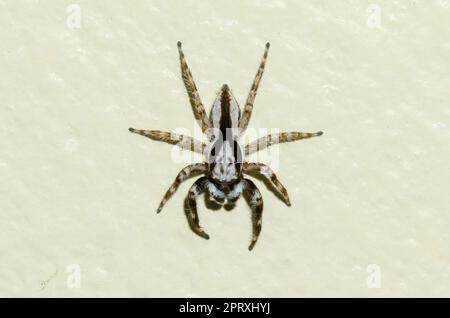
[129,41,323,250]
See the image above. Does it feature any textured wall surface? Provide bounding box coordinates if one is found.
[1,0,449,297]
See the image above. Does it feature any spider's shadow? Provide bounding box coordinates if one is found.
[204,195,222,211]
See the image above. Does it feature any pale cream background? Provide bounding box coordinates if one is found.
[1,0,449,297]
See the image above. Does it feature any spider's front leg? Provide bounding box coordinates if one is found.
[157,163,208,213]
[242,162,291,206]
[185,177,211,240]
[243,179,264,251]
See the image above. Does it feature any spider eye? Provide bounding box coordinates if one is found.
[233,140,243,164]
[207,139,221,164]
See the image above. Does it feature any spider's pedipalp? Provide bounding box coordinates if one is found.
[226,180,244,204]
[129,128,207,154]
[177,42,212,135]
[185,177,211,240]
[245,131,323,155]
[206,181,226,204]
[243,178,264,251]
[239,43,270,132]
[242,162,291,206]
[157,163,208,213]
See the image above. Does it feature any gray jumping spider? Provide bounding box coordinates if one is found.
[129,42,322,250]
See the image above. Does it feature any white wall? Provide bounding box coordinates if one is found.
[1,0,449,297]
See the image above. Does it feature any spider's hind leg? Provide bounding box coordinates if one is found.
[184,177,211,240]
[239,42,270,132]
[177,42,212,134]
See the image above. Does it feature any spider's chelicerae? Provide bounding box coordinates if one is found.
[129,42,323,250]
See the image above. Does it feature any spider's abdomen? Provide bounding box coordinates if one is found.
[210,84,241,133]
[207,84,243,184]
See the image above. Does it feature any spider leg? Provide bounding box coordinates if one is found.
[185,177,210,240]
[177,42,212,134]
[157,163,208,213]
[243,179,264,251]
[242,163,291,206]
[245,131,323,155]
[128,128,207,154]
[239,43,270,132]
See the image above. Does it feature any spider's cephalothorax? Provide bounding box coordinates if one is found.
[129,42,323,250]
